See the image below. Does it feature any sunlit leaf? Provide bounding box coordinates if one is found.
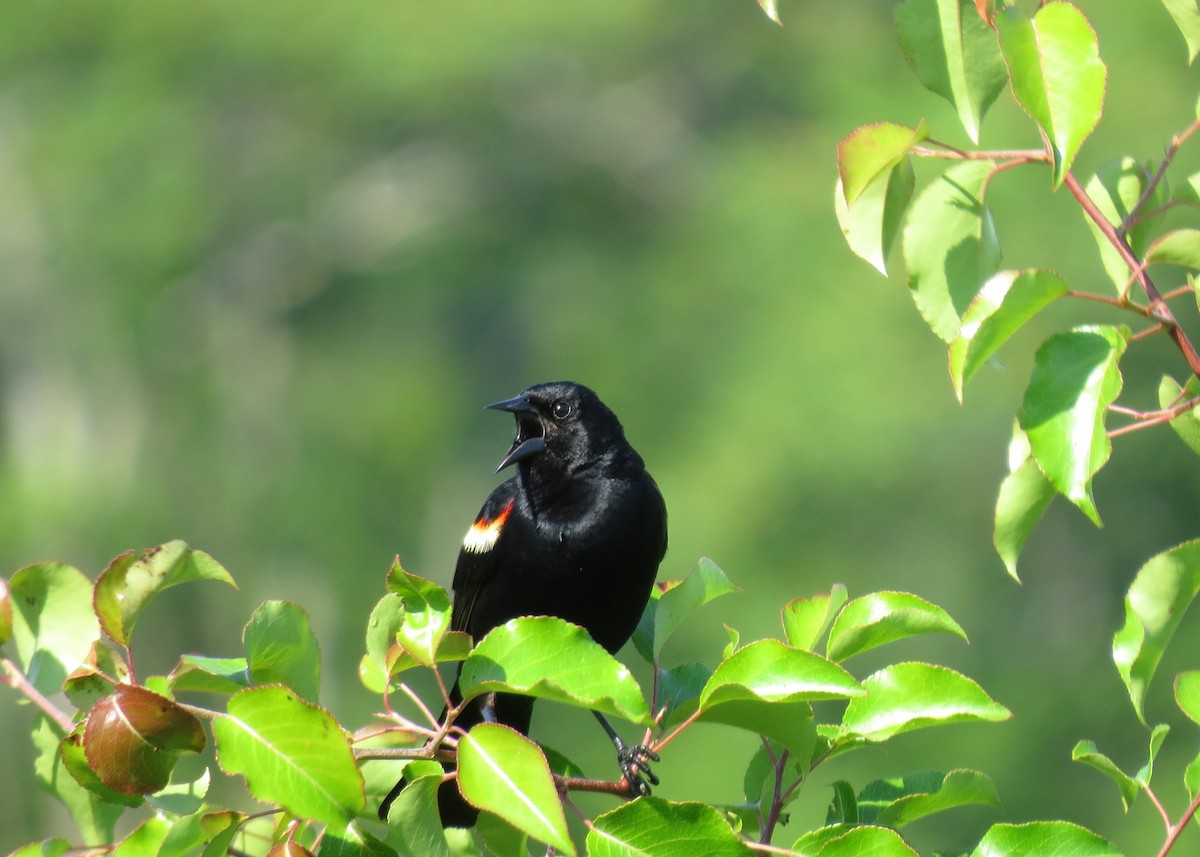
[8,562,101,697]
[841,662,1010,741]
[782,584,848,651]
[214,686,365,826]
[699,698,817,757]
[1112,539,1200,721]
[896,0,1008,142]
[1145,228,1200,269]
[458,724,574,856]
[802,825,918,857]
[838,121,929,206]
[460,616,650,724]
[636,558,739,661]
[170,655,250,696]
[757,0,782,26]
[476,811,530,857]
[60,723,145,808]
[146,766,211,816]
[112,817,171,857]
[93,541,236,648]
[1163,0,1200,63]
[836,166,916,276]
[83,684,205,795]
[969,821,1121,857]
[903,160,1002,341]
[699,639,863,709]
[1134,723,1170,788]
[588,798,753,857]
[385,558,451,666]
[996,3,1106,186]
[318,823,397,857]
[1019,325,1129,526]
[380,773,451,857]
[8,840,71,857]
[244,600,321,701]
[994,452,1055,582]
[1176,671,1200,724]
[1071,740,1138,810]
[826,591,967,662]
[950,269,1070,401]
[64,642,130,712]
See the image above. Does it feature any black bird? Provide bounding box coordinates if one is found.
[379,381,668,825]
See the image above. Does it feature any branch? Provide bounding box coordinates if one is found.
[1,656,75,733]
[1157,787,1200,857]
[1063,171,1200,379]
[1107,395,1200,438]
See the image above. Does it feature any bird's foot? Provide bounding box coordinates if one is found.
[616,742,660,796]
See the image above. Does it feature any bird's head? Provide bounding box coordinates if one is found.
[486,381,630,475]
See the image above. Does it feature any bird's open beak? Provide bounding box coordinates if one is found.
[487,394,546,472]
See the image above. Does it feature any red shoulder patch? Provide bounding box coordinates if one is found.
[462,500,514,554]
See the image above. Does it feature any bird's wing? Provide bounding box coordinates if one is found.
[450,479,518,636]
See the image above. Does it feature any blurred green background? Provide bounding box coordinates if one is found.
[3,0,1200,851]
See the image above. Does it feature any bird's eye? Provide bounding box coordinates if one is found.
[551,401,572,420]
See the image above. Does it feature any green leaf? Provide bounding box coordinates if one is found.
[825,783,858,825]
[1158,375,1200,457]
[60,722,145,808]
[782,584,848,651]
[1071,740,1139,810]
[365,593,406,676]
[93,541,236,648]
[1176,671,1200,724]
[1186,751,1200,800]
[587,798,754,857]
[1112,539,1200,721]
[757,0,782,26]
[8,840,71,857]
[112,817,171,857]
[657,662,711,721]
[835,165,916,276]
[8,562,101,697]
[83,684,206,795]
[970,821,1121,857]
[318,823,397,857]
[63,642,130,712]
[170,655,251,695]
[841,662,1011,741]
[805,826,919,857]
[826,591,967,662]
[950,269,1070,401]
[837,121,929,206]
[699,639,864,709]
[903,160,1002,342]
[476,811,531,857]
[214,686,365,826]
[1146,228,1200,269]
[1134,723,1169,787]
[700,699,817,758]
[860,769,1001,827]
[380,774,451,857]
[244,600,321,701]
[34,717,125,843]
[460,616,650,724]
[1019,325,1129,526]
[896,0,1008,142]
[458,724,574,856]
[1163,0,1200,63]
[636,558,739,661]
[146,766,211,816]
[1084,159,1167,293]
[384,559,451,666]
[996,3,1106,186]
[994,451,1055,583]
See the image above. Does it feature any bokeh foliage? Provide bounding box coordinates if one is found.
[2,0,1199,850]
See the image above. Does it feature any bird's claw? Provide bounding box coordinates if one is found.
[617,743,660,796]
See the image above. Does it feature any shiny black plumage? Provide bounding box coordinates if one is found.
[379,381,667,826]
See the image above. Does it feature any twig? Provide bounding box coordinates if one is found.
[912,144,1050,163]
[1064,171,1200,379]
[1,657,75,733]
[1157,787,1200,857]
[1124,117,1200,233]
[1108,396,1200,438]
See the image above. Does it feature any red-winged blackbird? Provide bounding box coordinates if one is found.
[379,381,668,825]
